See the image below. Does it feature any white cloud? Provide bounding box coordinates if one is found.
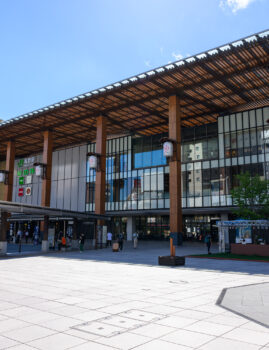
[220,0,257,13]
[172,52,184,61]
[144,60,151,67]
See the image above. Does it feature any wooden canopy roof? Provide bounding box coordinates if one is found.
[0,29,268,158]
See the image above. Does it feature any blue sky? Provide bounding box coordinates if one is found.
[0,0,268,121]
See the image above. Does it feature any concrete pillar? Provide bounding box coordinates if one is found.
[95,115,106,248]
[126,217,136,241]
[40,130,53,251]
[0,141,15,255]
[168,95,183,241]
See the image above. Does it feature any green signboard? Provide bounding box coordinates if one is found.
[17,170,22,176]
[18,159,24,167]
[19,177,24,185]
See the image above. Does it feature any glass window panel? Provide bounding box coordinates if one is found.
[202,169,210,196]
[203,196,210,206]
[194,161,201,170]
[158,172,164,192]
[249,110,256,128]
[224,133,230,158]
[224,115,230,132]
[120,138,124,151]
[208,138,218,159]
[133,138,143,168]
[250,129,257,154]
[211,167,220,198]
[158,199,164,208]
[264,107,269,125]
[236,112,242,130]
[128,136,132,150]
[218,117,224,133]
[211,160,218,168]
[151,200,157,209]
[256,109,263,126]
[230,114,236,131]
[230,132,237,157]
[183,143,194,162]
[218,134,224,159]
[164,173,169,198]
[124,137,128,151]
[202,161,210,169]
[200,140,207,160]
[237,131,244,157]
[244,130,251,156]
[195,197,202,207]
[115,138,120,152]
[182,171,187,197]
[264,124,269,154]
[243,111,249,129]
[194,170,202,197]
[151,169,157,194]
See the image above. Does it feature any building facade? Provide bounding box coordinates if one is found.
[10,106,269,241]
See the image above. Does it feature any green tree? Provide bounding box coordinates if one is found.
[231,172,269,219]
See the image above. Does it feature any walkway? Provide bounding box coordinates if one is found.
[0,244,269,349]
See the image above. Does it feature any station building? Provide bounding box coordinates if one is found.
[0,30,268,253]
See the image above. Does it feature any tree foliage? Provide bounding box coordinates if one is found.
[231,172,269,220]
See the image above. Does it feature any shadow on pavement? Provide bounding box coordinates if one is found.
[41,241,269,276]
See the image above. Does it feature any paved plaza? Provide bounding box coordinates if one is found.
[0,243,269,350]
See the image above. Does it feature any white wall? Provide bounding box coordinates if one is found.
[12,144,87,212]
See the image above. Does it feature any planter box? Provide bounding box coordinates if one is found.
[231,243,269,257]
[158,256,185,266]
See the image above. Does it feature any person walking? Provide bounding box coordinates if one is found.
[118,232,124,251]
[133,232,138,249]
[79,233,85,252]
[25,230,29,244]
[16,228,22,244]
[106,231,112,247]
[205,232,212,254]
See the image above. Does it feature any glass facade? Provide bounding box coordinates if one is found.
[86,106,269,212]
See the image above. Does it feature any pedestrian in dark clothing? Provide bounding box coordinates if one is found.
[205,233,212,254]
[118,233,124,251]
[79,233,85,252]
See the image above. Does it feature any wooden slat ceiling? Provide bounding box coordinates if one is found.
[0,30,268,158]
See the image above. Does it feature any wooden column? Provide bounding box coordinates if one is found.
[169,95,183,237]
[95,116,107,216]
[40,130,53,243]
[95,116,106,247]
[0,141,15,243]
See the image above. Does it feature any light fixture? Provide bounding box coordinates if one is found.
[88,152,101,170]
[160,137,177,159]
[0,170,9,184]
[34,162,47,179]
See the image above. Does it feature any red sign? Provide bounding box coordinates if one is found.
[18,188,24,197]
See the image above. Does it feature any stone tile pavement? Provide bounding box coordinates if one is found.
[0,242,269,349]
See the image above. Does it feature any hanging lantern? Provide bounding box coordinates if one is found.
[163,141,173,157]
[89,155,98,169]
[35,164,43,177]
[0,171,7,183]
